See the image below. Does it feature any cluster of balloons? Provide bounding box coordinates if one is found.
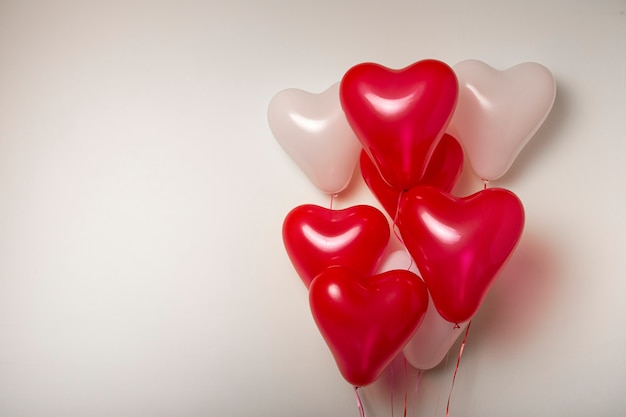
[268,59,556,388]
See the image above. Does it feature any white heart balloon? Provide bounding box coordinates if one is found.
[449,60,556,180]
[376,249,468,370]
[268,83,362,195]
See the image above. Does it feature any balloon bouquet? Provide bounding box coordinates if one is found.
[268,59,556,414]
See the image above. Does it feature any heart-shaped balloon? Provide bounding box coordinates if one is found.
[376,249,469,370]
[282,204,390,288]
[397,186,524,323]
[448,60,556,180]
[268,83,362,194]
[340,60,458,191]
[360,133,464,219]
[309,266,428,387]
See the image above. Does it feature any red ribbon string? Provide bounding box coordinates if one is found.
[403,357,408,417]
[390,364,396,417]
[354,386,366,417]
[446,321,472,417]
[411,369,423,417]
[394,190,403,224]
[392,190,405,246]
[390,362,395,417]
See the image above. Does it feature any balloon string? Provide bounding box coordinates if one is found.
[392,190,414,274]
[403,357,408,417]
[390,360,394,417]
[394,190,403,225]
[446,321,472,417]
[392,190,407,249]
[392,224,404,247]
[482,179,489,190]
[411,369,423,417]
[354,386,367,417]
[329,193,338,210]
[435,346,452,417]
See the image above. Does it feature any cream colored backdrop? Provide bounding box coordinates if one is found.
[1,1,625,416]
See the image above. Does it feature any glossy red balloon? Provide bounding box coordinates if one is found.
[397,186,525,323]
[309,266,428,387]
[340,59,458,191]
[282,204,390,288]
[360,133,464,219]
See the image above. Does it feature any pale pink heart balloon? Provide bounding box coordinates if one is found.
[268,83,362,195]
[376,249,468,370]
[448,60,556,180]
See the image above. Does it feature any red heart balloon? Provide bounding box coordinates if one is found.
[282,204,390,288]
[360,133,464,219]
[397,186,524,323]
[309,266,429,387]
[340,59,458,191]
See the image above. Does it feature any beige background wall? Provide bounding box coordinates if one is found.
[1,1,625,416]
